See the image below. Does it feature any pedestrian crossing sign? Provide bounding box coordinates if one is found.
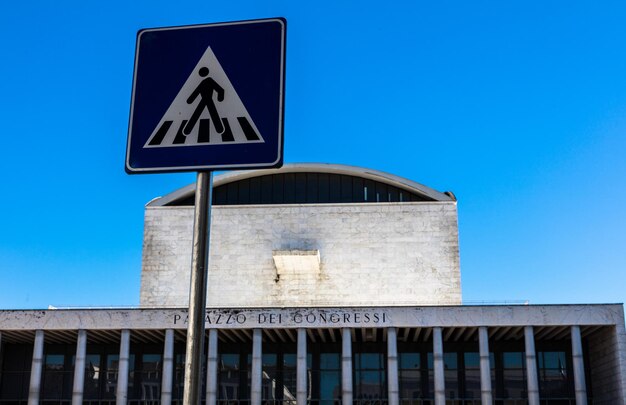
[126,18,286,173]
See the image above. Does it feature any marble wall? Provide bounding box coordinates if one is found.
[140,202,461,307]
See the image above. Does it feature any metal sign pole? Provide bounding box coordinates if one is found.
[183,171,213,405]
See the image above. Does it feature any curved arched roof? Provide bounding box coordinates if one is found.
[147,163,455,206]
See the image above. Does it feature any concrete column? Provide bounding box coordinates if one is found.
[206,329,218,405]
[251,329,262,405]
[478,327,493,405]
[433,327,445,405]
[28,330,45,405]
[161,329,174,405]
[296,328,307,405]
[387,327,399,405]
[341,328,353,404]
[72,330,88,405]
[524,326,540,405]
[571,326,588,405]
[116,329,131,405]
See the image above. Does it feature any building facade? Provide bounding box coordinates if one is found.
[1,163,625,405]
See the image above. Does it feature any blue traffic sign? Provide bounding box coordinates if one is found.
[126,18,286,173]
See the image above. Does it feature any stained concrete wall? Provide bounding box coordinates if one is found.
[140,202,461,307]
[588,324,626,404]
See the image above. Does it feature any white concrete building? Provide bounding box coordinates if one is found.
[0,163,625,405]
[140,164,461,308]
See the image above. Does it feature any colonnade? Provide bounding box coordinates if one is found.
[21,326,588,405]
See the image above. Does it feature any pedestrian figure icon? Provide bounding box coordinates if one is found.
[142,46,265,148]
[184,67,225,135]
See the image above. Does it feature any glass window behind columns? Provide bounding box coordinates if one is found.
[104,353,135,401]
[319,353,341,404]
[218,340,252,403]
[426,351,458,400]
[538,351,569,399]
[129,352,162,403]
[463,352,480,400]
[218,353,241,402]
[354,352,386,403]
[443,353,458,400]
[247,353,279,402]
[463,352,495,401]
[398,352,422,402]
[0,344,32,402]
[82,353,101,401]
[501,352,526,400]
[42,346,73,403]
[262,354,278,402]
[173,352,185,403]
[427,353,434,399]
[283,353,313,404]
[172,344,207,404]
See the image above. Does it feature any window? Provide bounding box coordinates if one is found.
[83,353,101,400]
[104,353,135,400]
[282,353,312,404]
[502,352,526,399]
[175,173,432,206]
[133,353,162,402]
[43,353,71,401]
[354,352,386,402]
[538,351,569,399]
[443,353,458,399]
[319,353,341,404]
[399,353,422,401]
[219,353,242,402]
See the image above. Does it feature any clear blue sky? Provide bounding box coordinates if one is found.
[0,1,624,309]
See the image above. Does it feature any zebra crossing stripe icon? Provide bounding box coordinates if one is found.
[144,46,265,148]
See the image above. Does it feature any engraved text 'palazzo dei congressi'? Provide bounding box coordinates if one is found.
[173,309,389,327]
